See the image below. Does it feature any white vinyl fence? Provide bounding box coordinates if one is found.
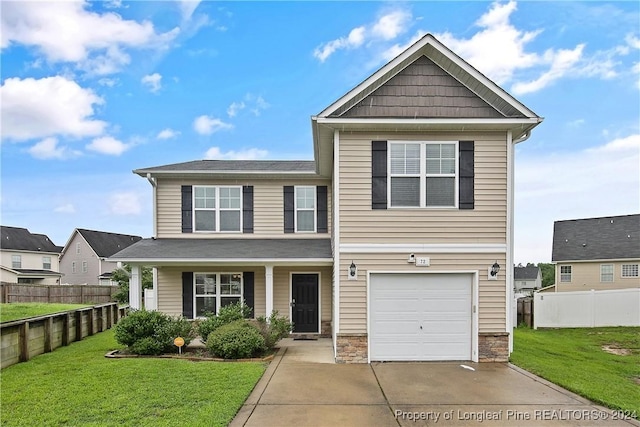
[534,288,640,329]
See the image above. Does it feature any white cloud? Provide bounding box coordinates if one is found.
[28,137,81,160]
[141,73,162,93]
[1,76,106,141]
[0,1,179,75]
[511,45,585,95]
[227,101,245,117]
[54,203,76,214]
[514,134,640,263]
[314,8,413,62]
[98,77,118,87]
[156,128,180,140]
[204,147,268,160]
[179,0,202,22]
[86,136,129,155]
[109,192,142,215]
[193,115,233,135]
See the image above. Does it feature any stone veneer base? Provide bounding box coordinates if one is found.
[335,333,368,363]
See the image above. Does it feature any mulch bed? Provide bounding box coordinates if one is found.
[105,347,275,363]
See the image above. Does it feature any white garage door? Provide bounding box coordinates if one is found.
[370,273,472,361]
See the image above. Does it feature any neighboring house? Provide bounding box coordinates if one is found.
[551,214,640,292]
[59,229,142,285]
[513,265,541,297]
[111,34,543,363]
[0,226,62,285]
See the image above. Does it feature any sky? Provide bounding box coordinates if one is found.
[1,0,638,264]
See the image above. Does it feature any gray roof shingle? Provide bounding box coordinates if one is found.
[76,229,142,258]
[514,266,540,280]
[552,214,640,261]
[110,238,332,261]
[134,160,316,175]
[1,226,61,253]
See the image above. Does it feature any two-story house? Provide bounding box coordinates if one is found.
[59,229,142,285]
[514,265,542,297]
[0,226,62,285]
[111,34,543,363]
[551,214,640,292]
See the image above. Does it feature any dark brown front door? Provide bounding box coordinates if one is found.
[291,274,319,333]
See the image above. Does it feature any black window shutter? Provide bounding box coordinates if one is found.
[316,186,328,233]
[371,141,388,209]
[283,186,294,233]
[242,186,254,233]
[459,141,475,210]
[243,271,255,318]
[182,272,194,319]
[181,185,193,233]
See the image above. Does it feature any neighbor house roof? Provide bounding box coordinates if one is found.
[514,266,540,281]
[63,229,142,258]
[109,238,333,264]
[552,214,640,262]
[134,160,317,177]
[0,226,61,253]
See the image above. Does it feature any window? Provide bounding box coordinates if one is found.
[560,265,572,282]
[42,256,51,270]
[622,264,639,278]
[389,141,457,208]
[295,186,316,232]
[76,243,81,254]
[193,186,242,232]
[72,261,77,273]
[194,273,243,317]
[11,255,21,269]
[82,261,88,273]
[600,264,614,282]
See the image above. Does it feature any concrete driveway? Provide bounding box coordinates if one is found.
[231,339,639,427]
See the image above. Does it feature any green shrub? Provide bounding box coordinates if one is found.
[197,301,253,342]
[113,309,194,355]
[206,320,265,359]
[256,310,293,349]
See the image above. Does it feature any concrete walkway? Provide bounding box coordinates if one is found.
[231,338,639,427]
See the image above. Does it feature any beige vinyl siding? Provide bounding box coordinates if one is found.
[338,253,507,334]
[155,265,331,321]
[156,178,331,238]
[556,260,640,292]
[338,131,507,244]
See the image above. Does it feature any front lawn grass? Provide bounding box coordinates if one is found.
[511,326,640,417]
[0,330,266,427]
[0,303,90,322]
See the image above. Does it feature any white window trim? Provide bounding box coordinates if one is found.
[387,141,459,209]
[560,265,572,283]
[76,243,81,254]
[600,264,614,282]
[621,263,639,278]
[42,256,52,270]
[72,261,77,274]
[294,185,317,233]
[192,185,243,233]
[12,255,21,269]
[193,272,244,318]
[82,261,88,273]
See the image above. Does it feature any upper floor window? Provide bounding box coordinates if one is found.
[82,261,88,273]
[600,264,614,282]
[72,261,77,273]
[560,265,572,282]
[193,186,242,232]
[12,255,21,269]
[622,264,639,278]
[389,142,457,208]
[295,186,316,232]
[42,256,52,270]
[76,243,81,254]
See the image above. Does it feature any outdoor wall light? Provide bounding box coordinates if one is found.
[488,261,501,280]
[348,261,358,281]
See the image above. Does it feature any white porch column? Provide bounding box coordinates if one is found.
[265,264,274,316]
[129,264,142,310]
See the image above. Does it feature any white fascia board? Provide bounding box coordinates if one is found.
[340,243,506,253]
[315,117,542,126]
[555,258,640,263]
[134,170,320,177]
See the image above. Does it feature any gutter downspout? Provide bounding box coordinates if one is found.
[146,173,157,238]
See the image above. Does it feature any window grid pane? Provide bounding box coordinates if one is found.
[390,177,420,207]
[425,177,455,207]
[622,264,639,277]
[560,266,572,282]
[600,264,614,282]
[12,255,21,269]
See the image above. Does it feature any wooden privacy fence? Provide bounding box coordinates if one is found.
[0,282,118,304]
[1,303,127,369]
[516,297,534,328]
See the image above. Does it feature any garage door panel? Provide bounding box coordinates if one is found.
[370,273,472,361]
